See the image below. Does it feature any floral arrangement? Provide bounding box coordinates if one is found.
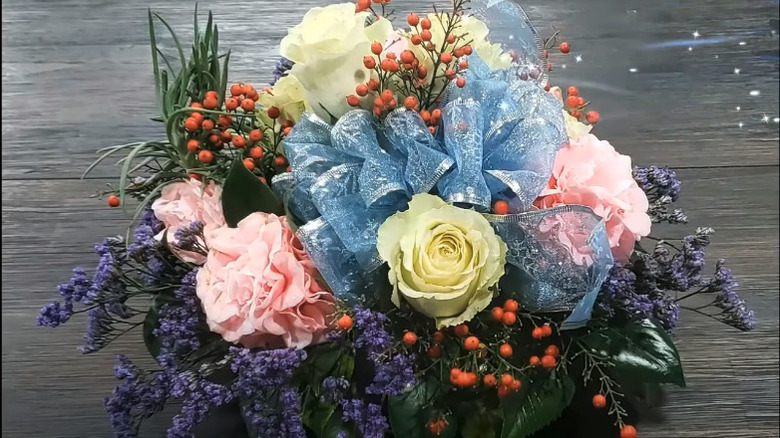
[38,1,755,438]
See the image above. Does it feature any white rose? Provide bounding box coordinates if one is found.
[280,3,393,121]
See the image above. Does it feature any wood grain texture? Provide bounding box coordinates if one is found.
[2,0,778,437]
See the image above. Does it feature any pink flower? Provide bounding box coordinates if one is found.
[534,133,651,263]
[151,179,225,264]
[195,212,334,348]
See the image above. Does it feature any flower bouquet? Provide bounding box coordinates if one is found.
[38,1,755,437]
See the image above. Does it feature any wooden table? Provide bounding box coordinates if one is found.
[2,0,778,436]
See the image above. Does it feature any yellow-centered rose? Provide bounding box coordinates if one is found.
[377,194,507,328]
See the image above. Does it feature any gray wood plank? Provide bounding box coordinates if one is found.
[2,0,779,179]
[2,166,777,437]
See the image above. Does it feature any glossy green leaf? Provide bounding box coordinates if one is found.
[221,159,284,227]
[580,318,685,387]
[387,376,450,438]
[142,299,163,360]
[500,376,575,438]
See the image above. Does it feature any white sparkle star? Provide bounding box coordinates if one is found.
[688,46,693,51]
[762,114,770,123]
[733,67,741,75]
[561,64,567,69]
[739,41,747,46]
[574,54,583,63]
[714,54,719,59]
[736,106,741,111]
[750,90,761,96]
[774,117,780,123]
[738,122,744,128]
[629,67,638,73]
[692,30,700,39]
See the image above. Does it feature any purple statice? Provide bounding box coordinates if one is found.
[709,260,755,331]
[105,356,171,438]
[366,353,417,396]
[154,270,202,357]
[167,373,234,438]
[340,398,389,438]
[171,221,206,255]
[320,376,350,404]
[90,243,127,304]
[80,305,115,353]
[597,264,680,331]
[57,267,93,303]
[36,300,73,327]
[352,306,391,357]
[270,57,294,85]
[634,166,687,224]
[230,347,307,438]
[127,222,160,260]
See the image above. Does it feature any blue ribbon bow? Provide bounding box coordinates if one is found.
[273,54,613,330]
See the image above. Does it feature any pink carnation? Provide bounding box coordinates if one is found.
[534,133,651,263]
[151,179,225,264]
[195,212,334,348]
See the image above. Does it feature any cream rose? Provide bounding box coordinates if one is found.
[377,194,507,328]
[257,74,306,125]
[279,3,393,121]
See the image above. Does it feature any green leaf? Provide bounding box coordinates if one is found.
[460,405,500,438]
[221,158,284,227]
[500,376,575,438]
[387,376,448,438]
[580,318,685,387]
[142,298,163,359]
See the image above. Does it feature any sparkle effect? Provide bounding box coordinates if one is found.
[692,30,701,39]
[761,114,770,123]
[574,54,583,63]
[733,67,741,75]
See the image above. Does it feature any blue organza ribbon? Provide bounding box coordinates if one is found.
[273,55,613,329]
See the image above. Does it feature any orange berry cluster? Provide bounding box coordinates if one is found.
[426,418,447,436]
[563,86,599,124]
[490,298,520,326]
[354,0,389,13]
[449,367,478,388]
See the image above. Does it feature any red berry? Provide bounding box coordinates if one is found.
[453,47,464,58]
[201,119,215,131]
[620,425,637,438]
[220,130,233,142]
[363,56,377,69]
[347,94,360,107]
[427,344,442,358]
[532,327,544,340]
[432,330,445,343]
[541,324,553,337]
[184,117,199,132]
[463,336,480,351]
[355,84,369,96]
[449,367,461,383]
[500,373,513,386]
[402,331,418,346]
[381,90,393,103]
[385,52,396,60]
[241,99,255,112]
[440,52,453,64]
[576,96,585,107]
[586,111,600,124]
[566,86,578,96]
[249,129,263,142]
[570,110,582,119]
[559,42,571,54]
[371,41,383,55]
[410,35,422,45]
[274,156,286,166]
[381,59,399,72]
[337,314,352,330]
[208,134,220,144]
[189,173,202,181]
[267,106,280,119]
[446,34,456,44]
[218,115,233,128]
[420,30,432,41]
[456,77,466,88]
[427,418,446,436]
[529,356,541,366]
[420,18,431,29]
[453,324,469,337]
[186,139,200,153]
[492,200,508,215]
[483,374,496,387]
[541,354,556,369]
[417,66,428,79]
[355,0,370,12]
[190,102,204,109]
[204,90,218,99]
[198,150,213,164]
[592,394,607,409]
[400,50,415,64]
[545,345,560,358]
[503,299,519,312]
[407,13,420,27]
[202,97,218,109]
[250,147,264,159]
[544,83,551,92]
[106,195,120,208]
[497,385,512,398]
[230,84,243,96]
[566,95,579,108]
[223,98,238,111]
[491,306,504,321]
[458,60,468,69]
[232,135,246,148]
[243,158,255,170]
[463,45,473,55]
[499,343,513,357]
[445,68,456,80]
[501,311,517,326]
[403,95,417,110]
[509,379,521,391]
